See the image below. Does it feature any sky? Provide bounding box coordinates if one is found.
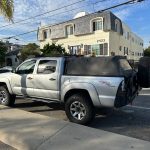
[0,0,150,47]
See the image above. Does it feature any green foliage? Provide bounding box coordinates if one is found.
[41,43,68,57]
[21,43,40,61]
[0,0,14,21]
[144,47,150,56]
[0,41,7,65]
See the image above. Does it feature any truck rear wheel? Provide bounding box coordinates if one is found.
[0,86,15,106]
[65,93,95,125]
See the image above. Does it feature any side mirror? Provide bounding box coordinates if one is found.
[12,68,16,73]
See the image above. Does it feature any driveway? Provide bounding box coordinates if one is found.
[13,89,150,141]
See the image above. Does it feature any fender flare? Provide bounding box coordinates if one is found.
[0,78,13,94]
[61,82,101,107]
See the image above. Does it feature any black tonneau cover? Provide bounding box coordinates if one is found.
[65,56,131,77]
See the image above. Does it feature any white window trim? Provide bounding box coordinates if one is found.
[115,19,120,33]
[64,23,74,36]
[43,29,49,40]
[90,17,103,32]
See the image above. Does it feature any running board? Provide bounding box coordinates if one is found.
[16,96,60,104]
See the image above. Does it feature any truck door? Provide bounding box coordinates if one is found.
[11,60,36,96]
[33,59,59,100]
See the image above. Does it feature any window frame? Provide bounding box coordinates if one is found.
[65,24,74,36]
[37,60,57,75]
[91,17,103,32]
[43,30,48,40]
[91,43,108,56]
[115,19,120,33]
[16,60,36,75]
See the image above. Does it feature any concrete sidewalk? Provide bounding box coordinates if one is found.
[0,105,150,150]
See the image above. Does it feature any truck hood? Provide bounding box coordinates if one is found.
[0,72,14,79]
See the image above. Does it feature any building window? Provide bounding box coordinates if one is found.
[91,43,108,55]
[92,44,100,55]
[104,43,108,55]
[119,46,122,51]
[115,19,120,33]
[92,18,103,31]
[100,44,104,55]
[126,48,128,55]
[43,30,48,39]
[66,25,74,35]
[84,45,91,55]
[124,47,128,55]
[70,45,81,55]
[127,32,130,40]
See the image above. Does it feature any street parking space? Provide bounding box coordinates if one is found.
[13,89,150,142]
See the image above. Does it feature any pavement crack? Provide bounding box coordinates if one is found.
[36,123,69,150]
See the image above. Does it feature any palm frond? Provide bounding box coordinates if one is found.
[0,0,14,21]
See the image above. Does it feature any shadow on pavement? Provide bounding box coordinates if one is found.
[13,97,150,141]
[90,107,150,141]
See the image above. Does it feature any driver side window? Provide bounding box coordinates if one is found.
[16,60,36,74]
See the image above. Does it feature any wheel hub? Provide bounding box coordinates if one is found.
[70,101,86,120]
[0,91,7,103]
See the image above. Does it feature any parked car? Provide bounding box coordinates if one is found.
[0,56,149,124]
[0,66,12,73]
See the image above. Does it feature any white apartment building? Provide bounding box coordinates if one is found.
[38,11,143,61]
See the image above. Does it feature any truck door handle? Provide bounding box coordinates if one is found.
[49,78,56,81]
[27,77,33,80]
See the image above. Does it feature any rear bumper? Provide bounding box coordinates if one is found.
[114,90,138,108]
[114,82,139,108]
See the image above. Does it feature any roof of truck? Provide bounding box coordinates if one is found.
[25,55,127,61]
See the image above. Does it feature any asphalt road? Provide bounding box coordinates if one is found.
[5,89,150,143]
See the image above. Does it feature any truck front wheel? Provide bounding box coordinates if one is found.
[0,86,15,106]
[65,93,95,125]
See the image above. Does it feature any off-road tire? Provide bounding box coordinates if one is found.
[65,93,95,125]
[0,86,16,106]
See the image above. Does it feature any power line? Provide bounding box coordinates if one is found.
[0,0,144,41]
[0,0,111,32]
[3,29,37,40]
[98,0,144,12]
[0,0,87,29]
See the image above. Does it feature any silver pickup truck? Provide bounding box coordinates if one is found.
[0,56,147,124]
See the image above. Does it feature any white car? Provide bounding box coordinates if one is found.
[0,66,12,73]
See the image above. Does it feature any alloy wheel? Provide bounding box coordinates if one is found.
[0,91,7,103]
[70,101,86,120]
